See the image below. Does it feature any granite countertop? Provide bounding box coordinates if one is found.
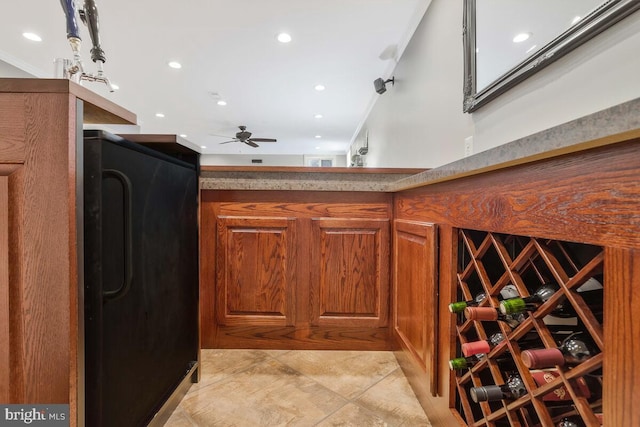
[200,97,640,193]
[200,167,425,192]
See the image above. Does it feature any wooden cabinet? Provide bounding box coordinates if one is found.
[201,190,392,350]
[0,79,135,425]
[393,139,640,426]
[393,220,438,390]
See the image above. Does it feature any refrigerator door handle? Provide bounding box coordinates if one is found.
[102,168,134,302]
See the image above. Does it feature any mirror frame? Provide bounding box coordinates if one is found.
[463,0,640,113]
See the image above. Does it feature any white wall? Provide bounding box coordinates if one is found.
[357,0,640,168]
[0,59,33,78]
[201,154,347,167]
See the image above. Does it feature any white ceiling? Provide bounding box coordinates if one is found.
[0,0,429,155]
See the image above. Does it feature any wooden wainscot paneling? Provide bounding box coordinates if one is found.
[393,220,438,391]
[310,218,390,327]
[216,216,297,326]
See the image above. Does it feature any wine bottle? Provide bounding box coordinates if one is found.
[556,416,586,427]
[470,373,527,402]
[461,330,542,357]
[464,306,526,328]
[521,332,595,369]
[499,282,559,315]
[449,285,519,313]
[449,355,483,370]
[461,332,505,357]
[448,354,516,371]
[449,291,487,314]
[470,370,590,403]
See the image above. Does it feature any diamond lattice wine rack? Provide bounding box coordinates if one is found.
[451,229,604,427]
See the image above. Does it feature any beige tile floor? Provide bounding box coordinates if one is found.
[164,349,432,427]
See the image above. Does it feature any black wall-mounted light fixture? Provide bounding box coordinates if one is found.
[373,76,394,94]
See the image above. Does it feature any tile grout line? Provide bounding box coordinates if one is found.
[273,351,404,426]
[169,350,428,427]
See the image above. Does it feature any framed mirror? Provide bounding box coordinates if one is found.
[463,0,640,112]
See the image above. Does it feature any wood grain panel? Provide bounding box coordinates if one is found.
[217,202,390,219]
[202,189,393,207]
[214,325,391,350]
[0,79,136,125]
[604,247,640,427]
[216,216,296,326]
[200,202,217,348]
[8,93,73,404]
[310,218,390,327]
[393,220,438,377]
[0,94,26,162]
[0,175,9,401]
[396,140,640,249]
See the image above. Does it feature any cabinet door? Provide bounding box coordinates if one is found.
[310,218,390,327]
[393,220,438,374]
[216,216,296,326]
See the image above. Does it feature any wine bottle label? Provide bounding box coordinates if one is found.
[464,307,498,321]
[449,357,469,370]
[462,340,491,357]
[500,298,526,315]
[500,284,519,299]
[521,348,565,369]
[449,301,468,313]
[543,314,578,326]
[530,370,591,401]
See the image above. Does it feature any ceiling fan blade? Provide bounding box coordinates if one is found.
[245,140,259,148]
[250,138,277,142]
[219,140,238,144]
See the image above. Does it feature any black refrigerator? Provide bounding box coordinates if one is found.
[83,130,199,426]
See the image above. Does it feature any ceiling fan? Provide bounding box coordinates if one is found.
[217,126,277,148]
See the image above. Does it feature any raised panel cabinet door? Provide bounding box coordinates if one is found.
[393,220,438,374]
[216,216,296,326]
[310,218,390,327]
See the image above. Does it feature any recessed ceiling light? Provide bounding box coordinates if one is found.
[155,113,165,118]
[201,145,207,149]
[315,146,321,150]
[179,134,187,138]
[314,84,326,91]
[111,83,120,90]
[277,33,292,43]
[168,61,182,69]
[525,45,538,54]
[315,135,322,139]
[572,16,582,25]
[314,114,323,119]
[22,32,42,42]
[217,100,227,106]
[513,33,531,43]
